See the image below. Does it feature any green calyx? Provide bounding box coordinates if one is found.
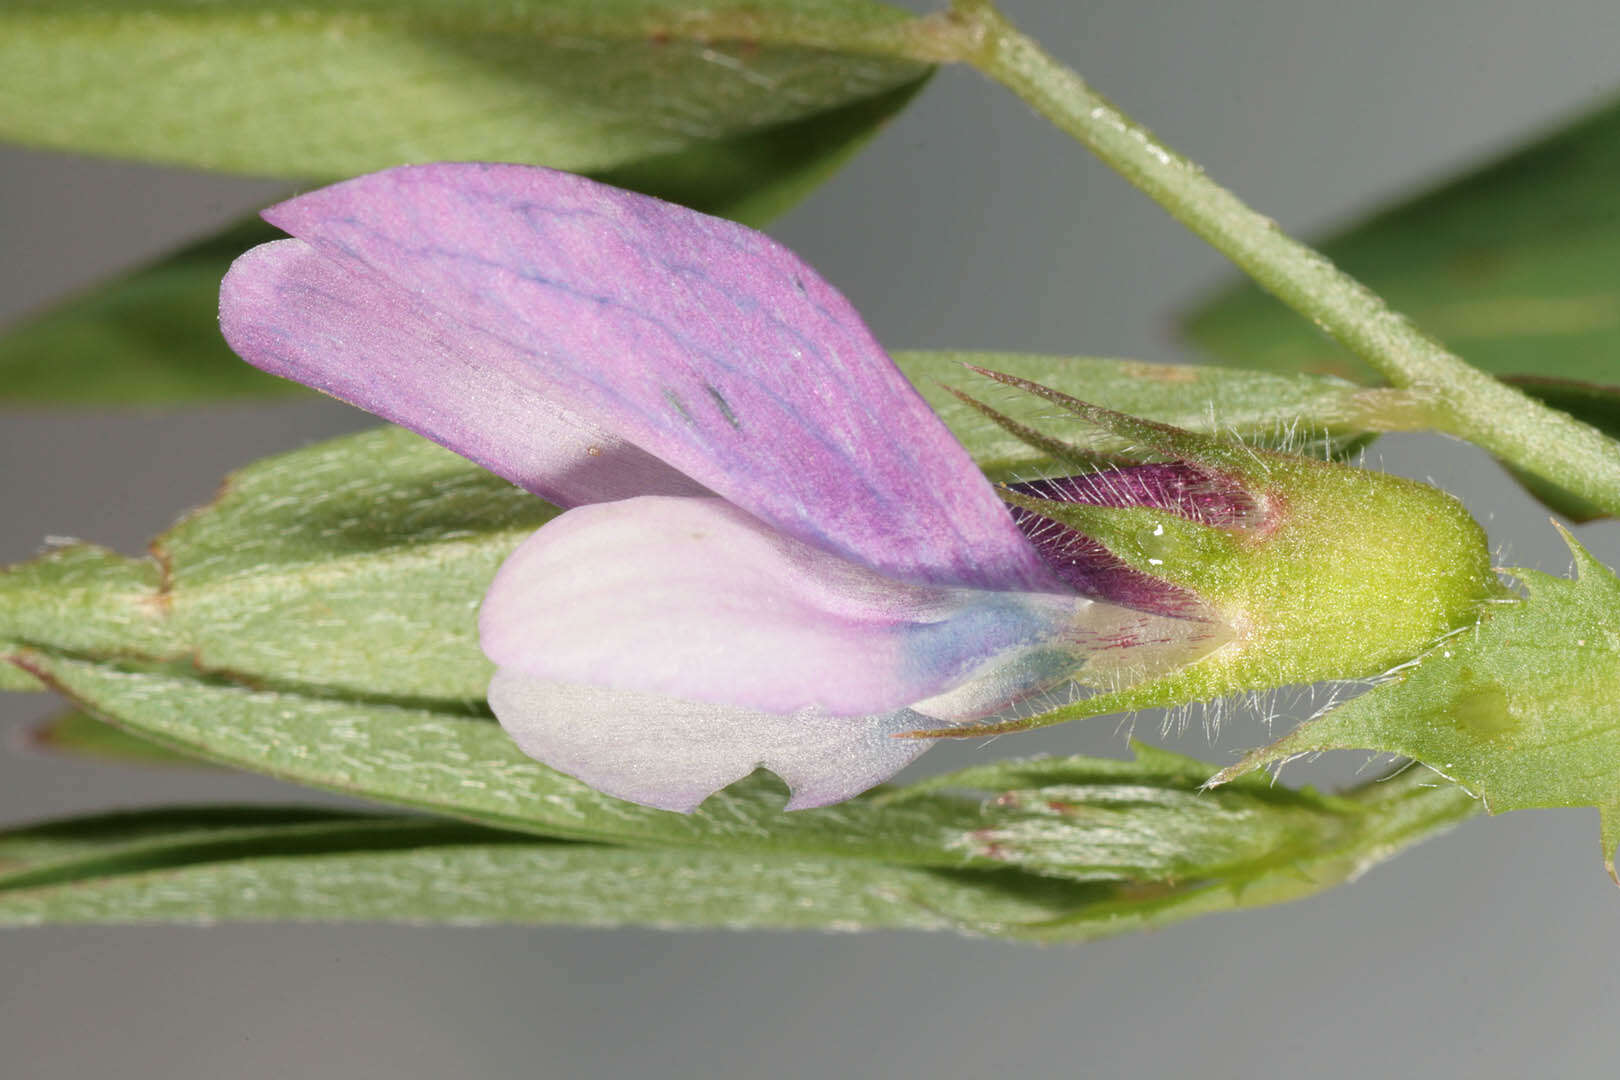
[1122,458,1491,680]
[939,371,1501,736]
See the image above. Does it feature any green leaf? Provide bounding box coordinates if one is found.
[5,649,1397,884]
[1216,526,1620,882]
[0,805,384,886]
[0,0,929,180]
[1183,96,1620,508]
[890,742,1380,884]
[0,811,1090,933]
[0,544,178,665]
[25,709,220,769]
[2,626,1484,910]
[0,774,1474,936]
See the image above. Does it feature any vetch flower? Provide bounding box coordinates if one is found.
[217,163,1228,810]
[218,163,1497,812]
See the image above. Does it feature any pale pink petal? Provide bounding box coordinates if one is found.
[221,239,705,508]
[486,673,935,812]
[479,495,1080,717]
[237,163,1056,592]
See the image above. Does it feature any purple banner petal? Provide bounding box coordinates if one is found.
[228,163,1055,592]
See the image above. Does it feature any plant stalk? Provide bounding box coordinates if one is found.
[929,0,1620,515]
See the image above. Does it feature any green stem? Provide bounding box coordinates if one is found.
[926,0,1620,514]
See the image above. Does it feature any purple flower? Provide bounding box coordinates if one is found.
[219,163,1225,811]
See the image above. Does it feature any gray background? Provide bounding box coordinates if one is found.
[3,1,1618,1076]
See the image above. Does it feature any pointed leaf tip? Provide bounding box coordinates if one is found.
[938,382,1123,472]
[962,364,1255,471]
